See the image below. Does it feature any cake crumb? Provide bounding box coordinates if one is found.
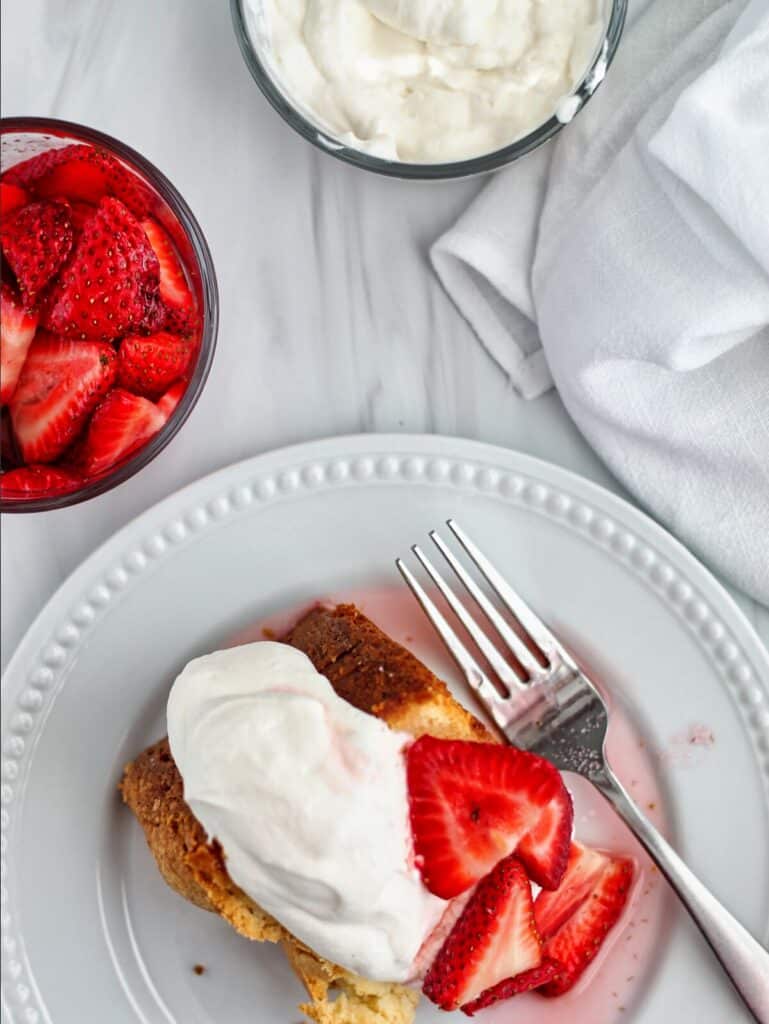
[193,964,206,976]
[261,627,277,640]
[647,801,656,811]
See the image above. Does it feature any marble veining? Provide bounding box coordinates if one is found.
[1,0,766,668]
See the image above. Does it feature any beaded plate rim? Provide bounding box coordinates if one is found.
[2,434,768,1023]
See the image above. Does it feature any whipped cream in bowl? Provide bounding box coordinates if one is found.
[167,641,447,982]
[232,0,627,177]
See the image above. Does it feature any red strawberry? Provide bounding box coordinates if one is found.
[423,855,543,1011]
[534,844,634,996]
[42,196,160,340]
[141,218,195,323]
[1,284,38,405]
[406,736,572,899]
[0,464,83,497]
[0,182,27,217]
[68,200,96,241]
[9,335,117,462]
[157,299,197,335]
[516,784,573,890]
[461,959,560,1016]
[76,387,165,476]
[156,379,186,420]
[1,407,22,467]
[117,331,191,397]
[2,144,153,215]
[0,199,73,303]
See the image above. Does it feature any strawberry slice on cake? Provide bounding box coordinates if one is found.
[535,842,635,995]
[406,735,573,899]
[423,854,558,1013]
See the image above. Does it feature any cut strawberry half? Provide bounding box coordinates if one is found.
[0,464,83,497]
[0,182,28,217]
[0,284,38,406]
[42,196,160,340]
[516,784,573,890]
[461,958,560,1016]
[0,199,73,303]
[141,218,195,323]
[423,855,543,1011]
[75,387,165,476]
[534,843,635,996]
[2,144,153,216]
[156,379,186,420]
[9,335,117,463]
[1,407,22,468]
[67,200,96,241]
[117,331,191,398]
[406,736,572,899]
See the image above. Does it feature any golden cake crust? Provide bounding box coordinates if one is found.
[120,603,493,1024]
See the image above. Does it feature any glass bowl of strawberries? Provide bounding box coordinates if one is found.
[0,117,218,511]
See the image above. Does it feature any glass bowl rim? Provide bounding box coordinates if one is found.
[230,0,628,181]
[0,116,219,514]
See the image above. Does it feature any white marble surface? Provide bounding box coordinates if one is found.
[1,0,766,671]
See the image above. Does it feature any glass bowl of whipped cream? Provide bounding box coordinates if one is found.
[232,0,627,179]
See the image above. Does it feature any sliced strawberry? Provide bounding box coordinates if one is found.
[535,844,634,996]
[1,408,22,468]
[0,464,83,497]
[156,299,197,335]
[76,387,165,476]
[423,855,543,1011]
[9,335,117,462]
[140,218,195,321]
[407,736,572,899]
[3,145,100,191]
[516,784,573,890]
[0,182,28,217]
[156,379,186,420]
[0,199,73,303]
[42,197,160,340]
[0,284,38,405]
[461,958,560,1016]
[67,200,96,241]
[117,331,191,397]
[2,144,153,215]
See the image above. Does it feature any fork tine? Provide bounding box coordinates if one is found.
[446,519,566,665]
[429,530,545,679]
[411,545,526,691]
[395,558,512,728]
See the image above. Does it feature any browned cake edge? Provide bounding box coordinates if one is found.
[120,602,493,1023]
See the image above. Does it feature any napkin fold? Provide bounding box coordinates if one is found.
[432,0,769,603]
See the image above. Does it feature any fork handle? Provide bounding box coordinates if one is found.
[594,764,769,1023]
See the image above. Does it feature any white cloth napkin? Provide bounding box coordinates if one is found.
[432,0,769,604]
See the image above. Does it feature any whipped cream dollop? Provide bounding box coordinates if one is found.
[167,641,446,981]
[245,0,605,162]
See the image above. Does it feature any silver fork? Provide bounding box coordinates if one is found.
[397,519,769,1023]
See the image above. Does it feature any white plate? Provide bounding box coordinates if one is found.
[2,435,768,1024]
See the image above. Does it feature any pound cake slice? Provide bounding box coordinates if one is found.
[121,604,494,1024]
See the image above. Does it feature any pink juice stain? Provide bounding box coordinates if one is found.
[227,585,671,1023]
